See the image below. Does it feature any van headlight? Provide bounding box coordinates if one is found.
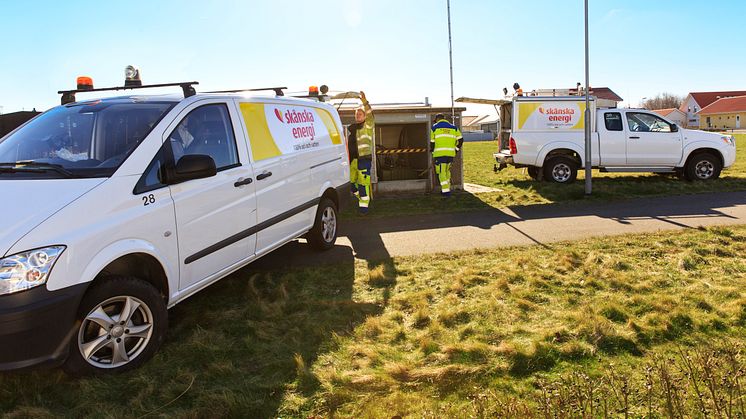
[0,246,65,295]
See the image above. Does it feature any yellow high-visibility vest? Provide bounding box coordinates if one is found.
[430,119,462,158]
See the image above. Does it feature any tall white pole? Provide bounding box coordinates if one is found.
[447,0,455,121]
[584,0,592,195]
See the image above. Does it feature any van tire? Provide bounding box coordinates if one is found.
[307,198,338,251]
[543,156,578,184]
[684,152,721,181]
[63,276,168,375]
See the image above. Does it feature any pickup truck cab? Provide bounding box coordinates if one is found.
[0,79,350,374]
[495,96,736,183]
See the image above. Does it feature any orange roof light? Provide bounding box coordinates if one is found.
[308,85,319,96]
[77,76,94,90]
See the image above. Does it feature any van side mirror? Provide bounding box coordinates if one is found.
[169,154,217,184]
[671,123,679,132]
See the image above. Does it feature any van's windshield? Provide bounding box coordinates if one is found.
[0,100,175,179]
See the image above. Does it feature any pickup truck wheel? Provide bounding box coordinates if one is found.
[527,166,540,180]
[307,197,338,251]
[63,276,167,375]
[544,157,578,184]
[685,153,721,181]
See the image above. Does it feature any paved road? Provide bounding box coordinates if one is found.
[252,191,746,269]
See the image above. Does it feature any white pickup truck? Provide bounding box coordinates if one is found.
[495,96,737,183]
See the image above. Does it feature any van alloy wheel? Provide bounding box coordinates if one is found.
[77,295,154,369]
[308,197,338,251]
[321,206,337,243]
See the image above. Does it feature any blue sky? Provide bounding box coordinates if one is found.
[1,0,745,115]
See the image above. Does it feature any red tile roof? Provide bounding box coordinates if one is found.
[569,87,623,102]
[697,95,746,115]
[652,108,678,117]
[686,91,746,110]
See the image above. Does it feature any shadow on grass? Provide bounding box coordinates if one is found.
[0,247,380,418]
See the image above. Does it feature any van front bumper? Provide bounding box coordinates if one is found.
[0,283,87,371]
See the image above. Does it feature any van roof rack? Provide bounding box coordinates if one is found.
[204,86,286,96]
[58,81,199,105]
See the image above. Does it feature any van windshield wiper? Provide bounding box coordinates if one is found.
[0,161,77,178]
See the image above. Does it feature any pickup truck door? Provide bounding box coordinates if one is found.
[625,112,682,166]
[167,101,258,292]
[598,111,626,165]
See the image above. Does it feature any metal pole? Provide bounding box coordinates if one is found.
[584,0,592,195]
[447,0,455,121]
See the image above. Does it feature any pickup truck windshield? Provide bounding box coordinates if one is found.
[0,100,175,178]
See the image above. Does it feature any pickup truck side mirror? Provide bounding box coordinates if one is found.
[168,154,217,184]
[671,123,679,132]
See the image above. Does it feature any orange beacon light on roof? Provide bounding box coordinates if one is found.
[76,76,94,90]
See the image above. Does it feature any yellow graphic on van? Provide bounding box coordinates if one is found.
[571,102,587,130]
[240,103,282,161]
[316,109,342,145]
[518,101,587,131]
[518,103,542,130]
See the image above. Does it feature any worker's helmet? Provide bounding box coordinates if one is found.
[434,113,446,122]
[513,82,520,90]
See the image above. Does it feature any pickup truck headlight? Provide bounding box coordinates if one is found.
[721,136,735,147]
[0,246,65,296]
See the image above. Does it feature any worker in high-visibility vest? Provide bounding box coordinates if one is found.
[347,91,374,214]
[430,113,463,197]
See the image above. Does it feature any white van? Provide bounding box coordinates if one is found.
[495,96,736,182]
[0,78,350,374]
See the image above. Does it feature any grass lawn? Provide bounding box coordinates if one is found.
[2,225,745,417]
[348,134,746,218]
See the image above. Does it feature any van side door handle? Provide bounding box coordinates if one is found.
[256,171,273,180]
[234,177,253,187]
[629,136,640,139]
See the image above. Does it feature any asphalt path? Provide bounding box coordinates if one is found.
[252,191,746,269]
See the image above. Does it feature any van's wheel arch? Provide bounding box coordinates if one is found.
[543,156,578,184]
[63,276,168,375]
[684,152,722,181]
[307,197,338,251]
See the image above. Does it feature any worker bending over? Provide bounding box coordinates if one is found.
[430,113,463,197]
[348,91,375,214]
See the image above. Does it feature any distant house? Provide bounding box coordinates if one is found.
[697,95,746,130]
[680,91,746,128]
[652,108,687,127]
[461,115,491,132]
[461,115,497,141]
[0,110,41,137]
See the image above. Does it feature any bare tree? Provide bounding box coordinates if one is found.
[642,93,683,110]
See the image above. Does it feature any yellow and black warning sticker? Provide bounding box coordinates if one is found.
[376,148,427,154]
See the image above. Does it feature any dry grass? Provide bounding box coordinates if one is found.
[1,226,745,417]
